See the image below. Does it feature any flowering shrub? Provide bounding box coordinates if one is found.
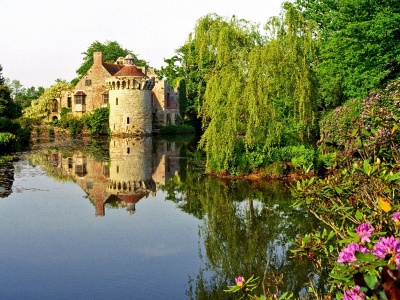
[224,275,293,300]
[332,218,400,299]
[319,78,400,163]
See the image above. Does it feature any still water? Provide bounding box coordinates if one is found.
[0,136,320,300]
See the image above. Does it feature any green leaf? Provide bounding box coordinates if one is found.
[335,186,343,194]
[363,160,371,176]
[388,172,400,182]
[364,274,378,290]
[355,252,377,263]
[355,210,363,220]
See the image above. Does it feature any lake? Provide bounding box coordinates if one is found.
[0,136,321,299]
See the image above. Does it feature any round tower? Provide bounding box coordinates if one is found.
[106,137,156,213]
[106,55,155,136]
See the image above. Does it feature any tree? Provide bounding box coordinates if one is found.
[193,7,319,172]
[72,40,147,85]
[157,39,212,130]
[23,81,72,121]
[0,85,20,119]
[0,64,4,86]
[296,0,400,108]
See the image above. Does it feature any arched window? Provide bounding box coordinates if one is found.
[127,117,130,124]
[116,98,118,105]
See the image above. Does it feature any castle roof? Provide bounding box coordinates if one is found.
[114,65,147,77]
[103,63,124,75]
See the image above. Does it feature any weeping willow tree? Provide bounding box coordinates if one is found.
[195,3,319,172]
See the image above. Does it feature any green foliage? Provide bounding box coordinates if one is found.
[192,6,319,173]
[0,116,20,133]
[292,81,400,297]
[0,132,17,153]
[0,85,21,119]
[319,78,400,163]
[60,107,71,118]
[296,0,400,108]
[0,64,4,85]
[159,124,195,135]
[73,40,147,84]
[82,107,109,135]
[23,81,72,121]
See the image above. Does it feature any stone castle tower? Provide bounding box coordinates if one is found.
[106,137,156,213]
[106,55,155,135]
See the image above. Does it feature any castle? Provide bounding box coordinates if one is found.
[50,52,180,135]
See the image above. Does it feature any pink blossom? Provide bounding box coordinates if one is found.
[355,223,374,243]
[373,236,400,265]
[342,285,365,300]
[338,243,368,264]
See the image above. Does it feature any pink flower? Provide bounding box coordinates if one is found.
[393,212,400,226]
[355,223,374,243]
[235,276,245,288]
[342,285,365,299]
[338,243,368,264]
[373,236,400,265]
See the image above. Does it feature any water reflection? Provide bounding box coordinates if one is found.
[27,137,181,216]
[1,136,324,298]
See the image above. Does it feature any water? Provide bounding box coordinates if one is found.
[0,136,320,299]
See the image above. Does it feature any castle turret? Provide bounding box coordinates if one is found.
[106,55,155,136]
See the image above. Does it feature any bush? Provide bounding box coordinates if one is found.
[0,117,20,133]
[82,107,109,135]
[0,132,17,153]
[159,124,195,135]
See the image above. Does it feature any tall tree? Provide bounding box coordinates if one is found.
[193,6,319,172]
[72,40,147,85]
[157,38,213,130]
[296,0,400,108]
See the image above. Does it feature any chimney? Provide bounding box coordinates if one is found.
[94,52,103,65]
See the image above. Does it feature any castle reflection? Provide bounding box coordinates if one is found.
[45,137,180,216]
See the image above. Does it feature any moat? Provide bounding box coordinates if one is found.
[0,136,322,299]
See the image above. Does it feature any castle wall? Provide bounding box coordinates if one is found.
[151,76,180,126]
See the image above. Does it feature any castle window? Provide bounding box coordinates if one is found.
[116,98,118,105]
[103,165,109,177]
[102,94,109,105]
[68,158,73,169]
[127,117,130,124]
[116,166,119,173]
[85,79,92,87]
[75,95,86,105]
[67,97,72,108]
[166,93,170,108]
[127,147,130,154]
[86,181,93,189]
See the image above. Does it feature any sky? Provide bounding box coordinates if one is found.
[1,0,284,88]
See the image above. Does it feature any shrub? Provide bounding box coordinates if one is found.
[82,107,109,135]
[0,132,17,153]
[159,124,195,135]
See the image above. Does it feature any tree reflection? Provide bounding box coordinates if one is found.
[163,146,321,298]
